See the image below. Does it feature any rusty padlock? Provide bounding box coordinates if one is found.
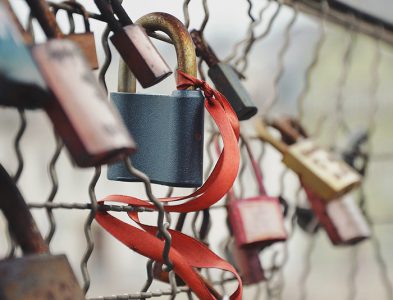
[256,119,361,200]
[191,30,257,121]
[227,136,287,249]
[0,164,86,300]
[108,13,205,187]
[303,185,370,245]
[224,238,265,285]
[0,0,50,109]
[58,1,99,70]
[25,0,136,167]
[94,0,171,87]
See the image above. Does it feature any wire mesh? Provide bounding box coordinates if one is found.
[1,0,393,299]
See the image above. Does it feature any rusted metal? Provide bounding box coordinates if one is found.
[137,12,197,79]
[61,1,99,70]
[0,164,86,300]
[25,0,63,38]
[0,255,85,300]
[190,30,219,67]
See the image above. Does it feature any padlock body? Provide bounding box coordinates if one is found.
[304,186,370,245]
[66,32,99,70]
[31,39,136,167]
[326,194,371,244]
[108,90,204,187]
[0,4,50,109]
[208,63,257,121]
[0,254,85,300]
[284,139,361,200]
[228,239,265,285]
[110,24,172,88]
[228,196,287,248]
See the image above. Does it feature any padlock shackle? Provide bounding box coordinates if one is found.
[190,30,220,67]
[255,120,288,154]
[118,12,197,93]
[24,0,63,39]
[110,0,134,26]
[0,164,49,255]
[94,0,123,33]
[62,1,92,33]
[270,116,308,145]
[241,134,267,196]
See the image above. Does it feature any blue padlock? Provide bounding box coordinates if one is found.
[108,13,205,187]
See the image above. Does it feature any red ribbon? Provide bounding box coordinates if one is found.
[95,70,242,299]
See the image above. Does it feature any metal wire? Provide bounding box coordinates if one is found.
[2,1,393,300]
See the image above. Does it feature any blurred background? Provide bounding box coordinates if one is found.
[1,0,393,299]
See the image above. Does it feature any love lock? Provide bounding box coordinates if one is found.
[108,13,205,187]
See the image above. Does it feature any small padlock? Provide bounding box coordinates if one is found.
[227,137,287,249]
[94,0,171,88]
[190,30,257,121]
[57,1,99,70]
[0,164,86,300]
[303,185,370,245]
[25,0,136,167]
[256,119,361,200]
[225,238,265,285]
[108,13,205,187]
[0,0,50,109]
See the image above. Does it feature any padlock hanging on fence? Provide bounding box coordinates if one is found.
[94,0,172,87]
[191,30,258,121]
[108,12,205,188]
[54,0,99,70]
[255,119,361,200]
[270,116,370,245]
[227,136,287,249]
[0,164,86,300]
[23,0,136,167]
[0,0,51,109]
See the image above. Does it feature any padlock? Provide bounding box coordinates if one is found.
[190,30,257,121]
[0,164,86,300]
[227,137,287,249]
[303,185,370,245]
[94,0,171,88]
[256,120,361,200]
[225,238,265,285]
[0,0,51,109]
[108,13,205,187]
[58,1,99,70]
[25,0,136,167]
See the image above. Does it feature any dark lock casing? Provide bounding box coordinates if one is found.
[191,30,257,121]
[110,25,172,88]
[228,195,287,249]
[0,2,51,109]
[208,63,257,120]
[0,164,86,300]
[108,90,204,187]
[304,186,370,245]
[31,40,136,167]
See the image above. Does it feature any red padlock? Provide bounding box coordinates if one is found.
[303,184,370,246]
[226,238,266,285]
[227,137,287,249]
